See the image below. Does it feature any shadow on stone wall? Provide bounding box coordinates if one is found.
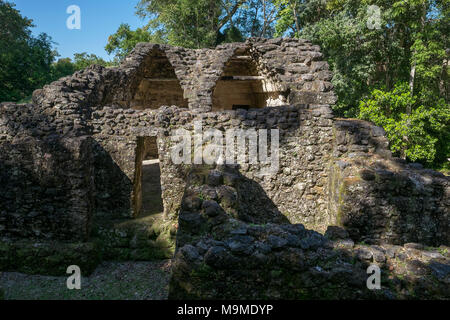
[91,139,133,220]
[0,103,93,241]
[175,164,290,249]
[170,229,450,299]
[169,163,450,299]
[342,162,447,246]
[330,120,449,246]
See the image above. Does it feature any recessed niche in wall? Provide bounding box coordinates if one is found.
[212,48,287,111]
[131,50,188,110]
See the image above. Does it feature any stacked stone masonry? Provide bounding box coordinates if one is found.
[0,38,448,299]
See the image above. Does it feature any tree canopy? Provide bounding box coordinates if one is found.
[106,0,280,58]
[0,1,117,103]
[272,0,449,166]
[1,0,448,169]
[0,0,56,102]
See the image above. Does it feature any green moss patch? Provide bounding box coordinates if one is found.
[92,212,176,261]
[0,240,101,276]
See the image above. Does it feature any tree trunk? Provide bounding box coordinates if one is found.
[409,62,416,100]
[439,49,449,101]
[405,2,427,160]
[217,0,246,32]
[262,0,267,37]
[290,0,300,37]
[408,2,427,107]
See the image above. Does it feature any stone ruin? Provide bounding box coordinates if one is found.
[0,38,449,299]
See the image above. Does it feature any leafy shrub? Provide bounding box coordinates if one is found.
[359,82,450,165]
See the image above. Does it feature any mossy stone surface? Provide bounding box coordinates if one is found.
[0,240,101,276]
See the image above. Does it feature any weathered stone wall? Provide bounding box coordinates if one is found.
[169,165,450,300]
[20,38,339,235]
[329,119,450,246]
[86,102,334,231]
[0,103,94,241]
[89,106,182,219]
[0,37,448,259]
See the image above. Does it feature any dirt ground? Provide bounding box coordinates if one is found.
[0,260,172,300]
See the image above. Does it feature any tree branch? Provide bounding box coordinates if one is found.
[217,0,247,31]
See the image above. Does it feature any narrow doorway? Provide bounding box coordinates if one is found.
[134,137,164,218]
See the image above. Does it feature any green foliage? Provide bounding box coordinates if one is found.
[136,0,225,48]
[300,7,378,117]
[273,0,449,167]
[274,0,329,37]
[50,58,76,80]
[106,23,164,60]
[0,1,57,102]
[232,0,278,38]
[293,1,413,117]
[0,1,116,102]
[359,83,450,164]
[72,52,116,70]
[217,25,245,44]
[106,0,278,56]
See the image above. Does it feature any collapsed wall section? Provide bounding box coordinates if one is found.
[248,38,337,105]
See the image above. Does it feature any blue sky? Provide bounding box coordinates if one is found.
[11,0,147,60]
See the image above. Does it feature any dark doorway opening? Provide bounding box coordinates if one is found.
[133,137,164,218]
[232,105,250,111]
